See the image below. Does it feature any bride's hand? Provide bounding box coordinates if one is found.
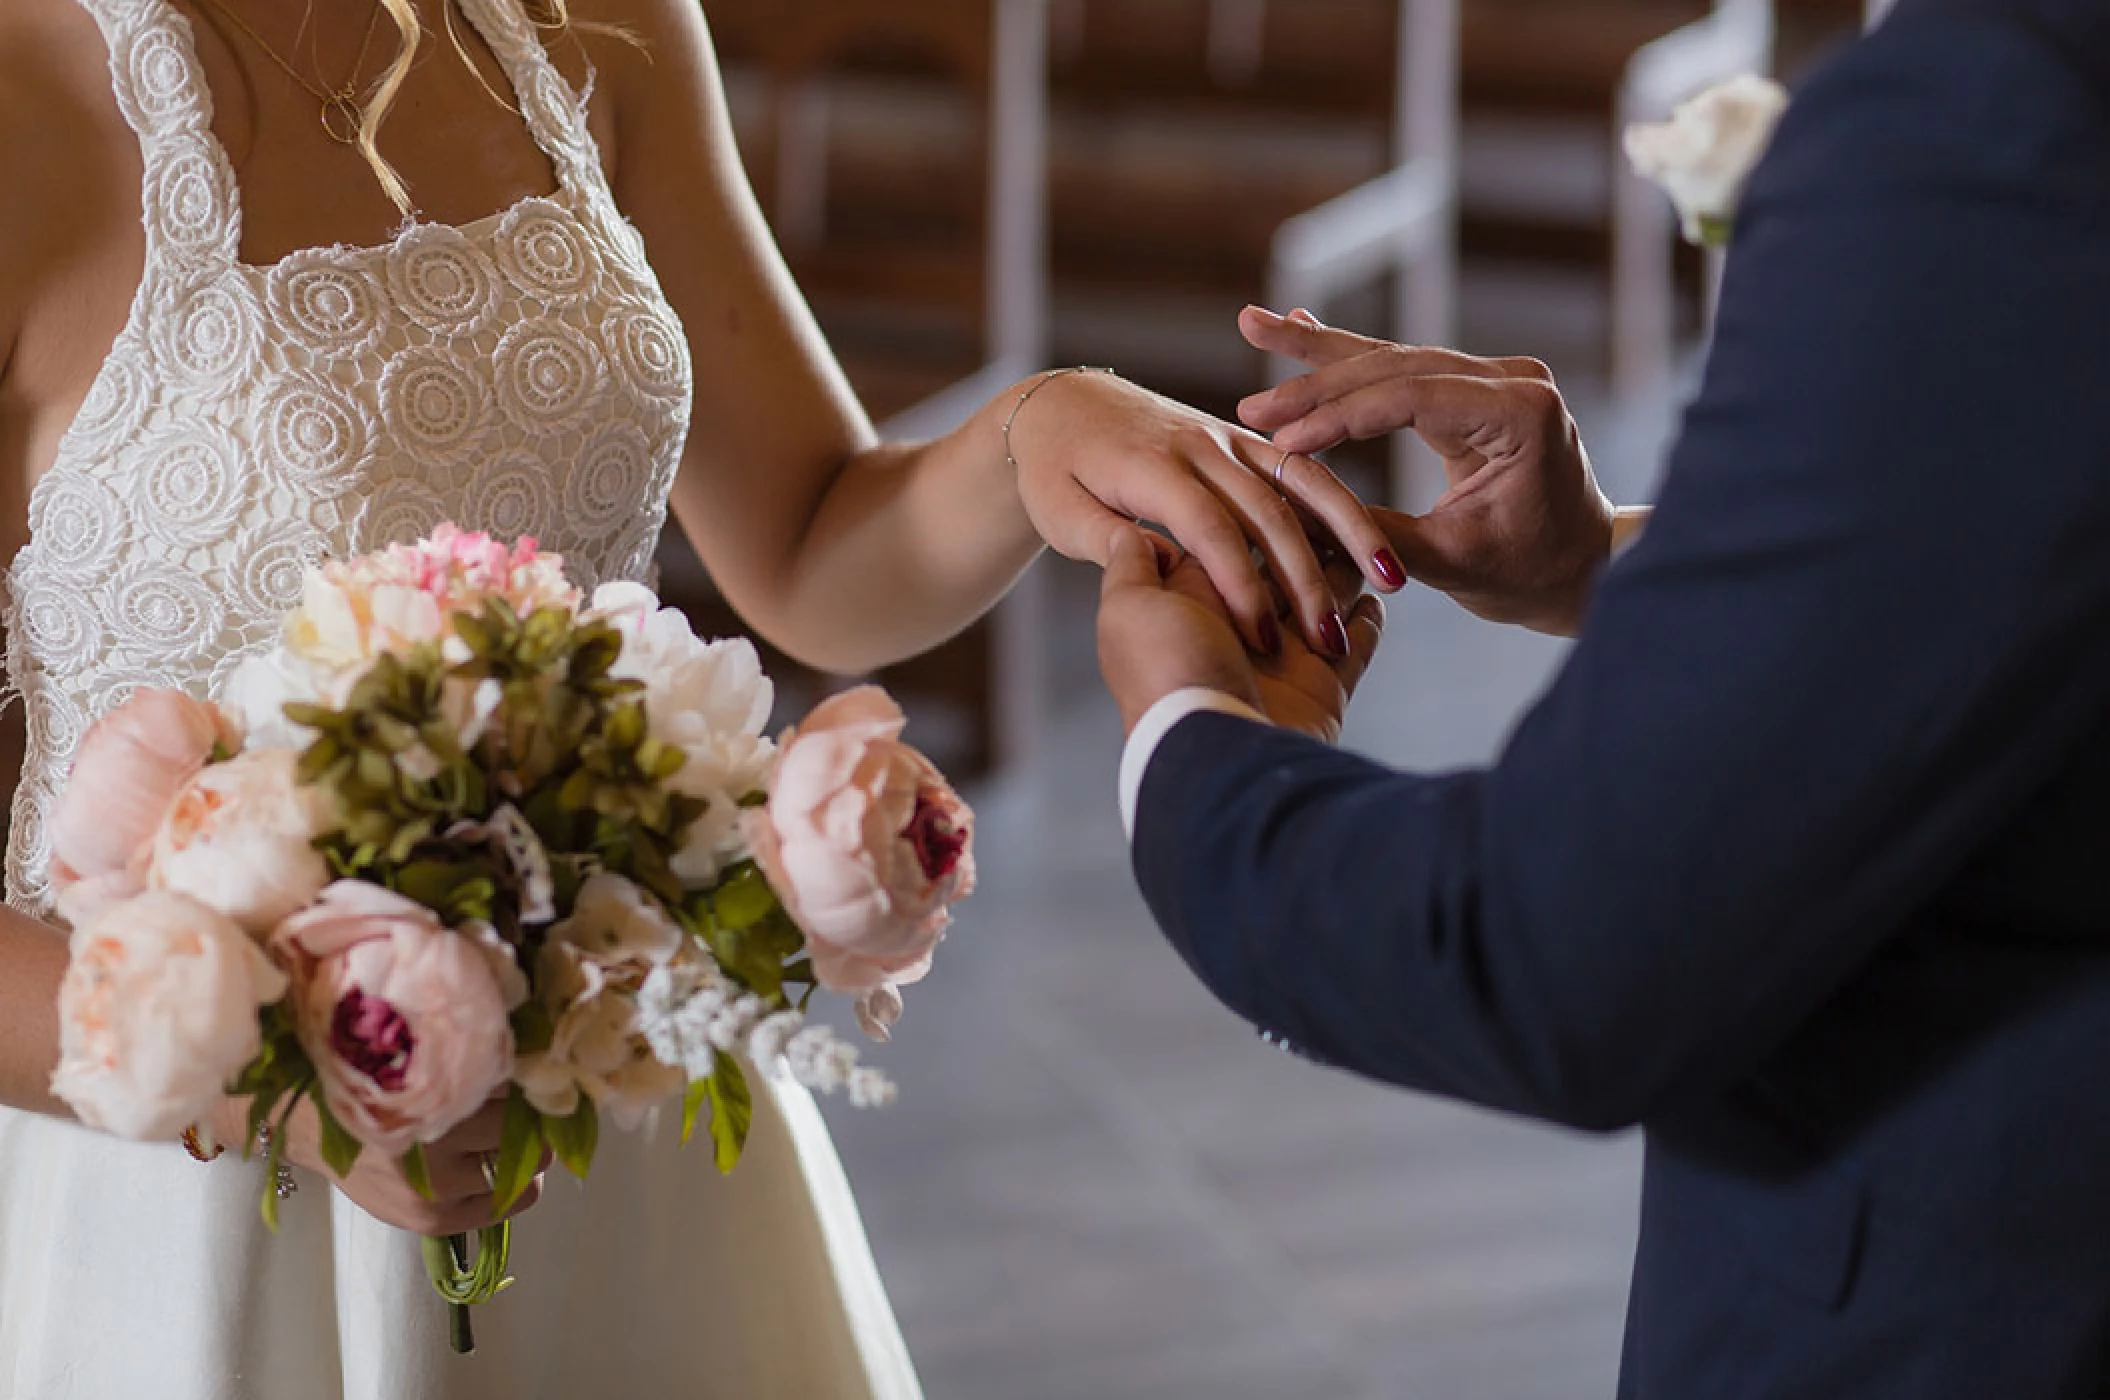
[213,1093,547,1237]
[1003,369,1407,657]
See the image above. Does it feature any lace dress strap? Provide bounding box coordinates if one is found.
[75,0,243,279]
[454,0,613,202]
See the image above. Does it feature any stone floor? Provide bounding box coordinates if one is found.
[818,278,1692,1399]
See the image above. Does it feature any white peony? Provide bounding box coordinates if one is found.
[515,943,684,1131]
[548,872,686,972]
[147,749,335,935]
[591,582,776,885]
[51,890,288,1140]
[516,874,692,1129]
[286,567,446,671]
[221,646,336,751]
[1624,74,1789,245]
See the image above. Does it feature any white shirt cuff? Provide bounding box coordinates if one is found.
[1118,688,1268,838]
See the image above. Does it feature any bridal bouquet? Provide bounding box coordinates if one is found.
[45,526,973,1351]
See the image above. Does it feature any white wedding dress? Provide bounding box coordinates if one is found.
[0,0,921,1393]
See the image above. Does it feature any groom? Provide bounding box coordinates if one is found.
[1096,0,2110,1395]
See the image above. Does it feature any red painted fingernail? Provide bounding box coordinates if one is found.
[1259,614,1282,655]
[1322,613,1350,658]
[1373,549,1407,590]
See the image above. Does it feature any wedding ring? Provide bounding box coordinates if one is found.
[478,1152,498,1189]
[1272,448,1293,485]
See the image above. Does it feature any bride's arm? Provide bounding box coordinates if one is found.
[588,1,1406,675]
[0,903,68,1117]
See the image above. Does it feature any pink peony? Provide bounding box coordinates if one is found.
[49,689,240,908]
[271,882,522,1155]
[148,749,333,935]
[743,687,974,1006]
[50,890,287,1140]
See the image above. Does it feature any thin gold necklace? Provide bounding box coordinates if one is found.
[193,0,388,145]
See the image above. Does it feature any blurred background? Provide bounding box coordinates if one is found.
[645,2,1878,1397]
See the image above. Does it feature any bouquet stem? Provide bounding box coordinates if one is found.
[421,1225,513,1355]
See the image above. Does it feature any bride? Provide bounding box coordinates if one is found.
[0,0,1406,1393]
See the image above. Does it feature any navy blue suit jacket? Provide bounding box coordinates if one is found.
[1132,2,2110,1394]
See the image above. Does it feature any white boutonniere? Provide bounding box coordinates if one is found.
[1625,74,1790,247]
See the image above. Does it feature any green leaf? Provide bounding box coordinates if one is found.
[385,820,435,866]
[544,1096,599,1180]
[489,1090,544,1214]
[712,866,777,932]
[452,612,497,656]
[681,1075,712,1146]
[297,738,345,786]
[570,630,620,681]
[706,1057,753,1175]
[753,909,807,962]
[401,1143,436,1201]
[605,702,646,752]
[356,748,397,791]
[369,715,420,752]
[394,860,468,911]
[311,1091,364,1179]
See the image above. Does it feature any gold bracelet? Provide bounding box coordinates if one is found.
[1000,366,1115,471]
[180,1122,223,1163]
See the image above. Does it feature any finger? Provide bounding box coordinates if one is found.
[1136,472,1284,655]
[1241,345,1504,442]
[1333,594,1386,699]
[1195,452,1342,651]
[1267,447,1408,596]
[437,1100,507,1156]
[1101,525,1168,599]
[1492,355,1556,384]
[424,1150,500,1203]
[1321,552,1366,613]
[1238,305,1385,373]
[1370,508,1493,596]
[1161,552,1239,622]
[1270,373,1523,461]
[425,1193,506,1237]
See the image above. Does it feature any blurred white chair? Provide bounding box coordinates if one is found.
[1264,0,1461,505]
[872,1,1054,775]
[1609,0,1775,396]
[878,0,1052,442]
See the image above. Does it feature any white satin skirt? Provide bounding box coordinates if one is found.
[0,1069,920,1399]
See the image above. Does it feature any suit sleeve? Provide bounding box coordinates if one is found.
[1131,10,2110,1131]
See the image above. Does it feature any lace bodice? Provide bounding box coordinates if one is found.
[4,0,692,914]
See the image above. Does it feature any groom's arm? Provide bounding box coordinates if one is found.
[1130,6,2110,1131]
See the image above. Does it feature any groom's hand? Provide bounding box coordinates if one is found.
[1238,307,1620,637]
[1096,527,1384,741]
